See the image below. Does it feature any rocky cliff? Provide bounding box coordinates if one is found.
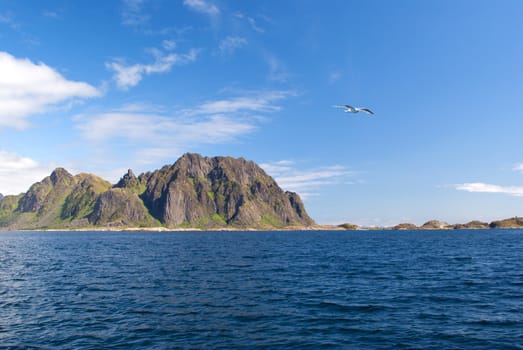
[0,153,314,230]
[140,153,313,228]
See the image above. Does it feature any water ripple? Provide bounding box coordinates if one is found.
[1,229,523,349]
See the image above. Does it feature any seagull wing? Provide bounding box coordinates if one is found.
[358,108,374,115]
[333,105,347,109]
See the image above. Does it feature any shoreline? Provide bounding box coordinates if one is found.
[2,218,523,233]
[3,224,523,233]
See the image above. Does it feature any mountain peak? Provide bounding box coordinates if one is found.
[142,154,314,228]
[50,168,73,185]
[179,152,204,160]
[115,169,138,189]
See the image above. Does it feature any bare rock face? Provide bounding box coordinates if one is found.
[88,188,155,226]
[287,191,311,224]
[141,153,315,228]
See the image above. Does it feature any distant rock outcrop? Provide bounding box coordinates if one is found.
[489,217,523,229]
[338,223,359,230]
[0,153,315,230]
[453,220,489,229]
[420,220,450,230]
[393,223,418,230]
[392,219,510,231]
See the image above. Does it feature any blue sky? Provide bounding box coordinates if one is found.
[1,0,523,226]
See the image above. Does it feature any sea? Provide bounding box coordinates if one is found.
[1,229,523,349]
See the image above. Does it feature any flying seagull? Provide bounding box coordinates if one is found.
[334,104,374,115]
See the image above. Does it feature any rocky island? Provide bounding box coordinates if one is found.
[2,153,522,232]
[0,153,314,230]
[336,219,523,230]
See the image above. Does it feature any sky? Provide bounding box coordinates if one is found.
[1,0,523,226]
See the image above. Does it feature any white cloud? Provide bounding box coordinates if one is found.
[121,0,150,26]
[455,165,523,197]
[106,48,198,90]
[0,12,17,29]
[265,53,289,82]
[75,91,290,164]
[219,36,247,55]
[76,112,256,165]
[455,182,523,197]
[193,91,289,115]
[42,10,61,19]
[329,70,342,84]
[260,161,355,199]
[247,17,264,33]
[233,12,266,33]
[0,13,11,23]
[0,51,100,129]
[0,150,54,195]
[78,111,256,143]
[259,160,294,174]
[513,163,523,173]
[183,0,220,16]
[162,39,176,51]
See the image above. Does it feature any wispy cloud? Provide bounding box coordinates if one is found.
[260,160,355,199]
[234,12,266,33]
[191,90,290,115]
[219,36,247,56]
[513,163,523,173]
[265,53,290,82]
[247,17,265,33]
[455,164,523,197]
[183,0,220,16]
[121,0,150,26]
[455,183,523,197]
[75,90,291,165]
[106,47,198,90]
[42,10,61,19]
[77,112,254,144]
[0,150,54,195]
[329,70,343,84]
[259,160,295,174]
[162,39,176,51]
[0,51,101,129]
[0,12,19,30]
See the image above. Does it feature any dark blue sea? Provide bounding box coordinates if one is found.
[1,230,523,349]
